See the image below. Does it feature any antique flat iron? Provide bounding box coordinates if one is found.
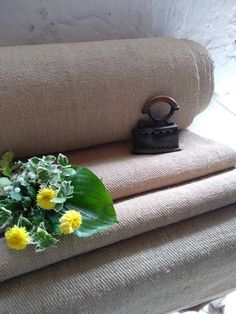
[132,95,181,154]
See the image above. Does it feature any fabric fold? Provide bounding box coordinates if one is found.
[68,130,236,200]
[1,204,236,314]
[0,168,236,282]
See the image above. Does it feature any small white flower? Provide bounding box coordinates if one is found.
[3,186,13,193]
[18,176,24,183]
[29,172,36,180]
[15,187,21,193]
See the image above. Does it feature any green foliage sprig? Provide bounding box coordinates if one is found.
[0,152,117,252]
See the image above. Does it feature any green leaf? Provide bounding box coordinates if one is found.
[29,207,44,226]
[31,227,58,252]
[47,213,62,235]
[0,177,12,188]
[44,155,56,163]
[38,221,46,229]
[59,181,74,197]
[62,167,76,177]
[37,168,50,181]
[1,151,14,165]
[57,153,69,166]
[52,197,66,204]
[0,198,20,212]
[2,168,11,177]
[18,215,32,229]
[49,173,60,185]
[10,191,22,201]
[30,157,41,165]
[54,203,64,212]
[66,167,117,237]
[0,207,12,229]
[21,196,32,209]
[50,223,61,236]
[27,186,37,199]
[0,151,15,177]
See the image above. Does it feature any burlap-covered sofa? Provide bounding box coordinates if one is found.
[0,38,235,314]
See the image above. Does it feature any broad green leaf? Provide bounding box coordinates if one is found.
[57,154,68,166]
[0,207,12,229]
[66,167,117,237]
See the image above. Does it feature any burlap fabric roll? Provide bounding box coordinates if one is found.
[0,37,213,157]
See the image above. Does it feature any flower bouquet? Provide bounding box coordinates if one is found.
[0,151,117,252]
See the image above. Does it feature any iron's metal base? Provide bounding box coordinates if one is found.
[132,124,180,154]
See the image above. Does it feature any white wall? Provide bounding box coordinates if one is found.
[0,0,154,45]
[151,0,236,109]
[0,0,235,100]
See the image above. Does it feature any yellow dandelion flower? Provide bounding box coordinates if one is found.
[60,221,74,235]
[36,188,57,210]
[5,225,31,250]
[60,210,82,235]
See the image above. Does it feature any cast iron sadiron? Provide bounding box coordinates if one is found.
[132,95,181,154]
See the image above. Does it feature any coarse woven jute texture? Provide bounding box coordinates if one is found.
[0,167,236,283]
[0,204,236,314]
[68,130,236,200]
[0,37,214,157]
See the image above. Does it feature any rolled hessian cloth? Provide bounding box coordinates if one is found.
[0,37,214,157]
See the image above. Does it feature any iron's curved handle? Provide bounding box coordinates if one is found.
[142,95,179,122]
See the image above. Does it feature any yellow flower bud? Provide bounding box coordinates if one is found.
[60,221,74,235]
